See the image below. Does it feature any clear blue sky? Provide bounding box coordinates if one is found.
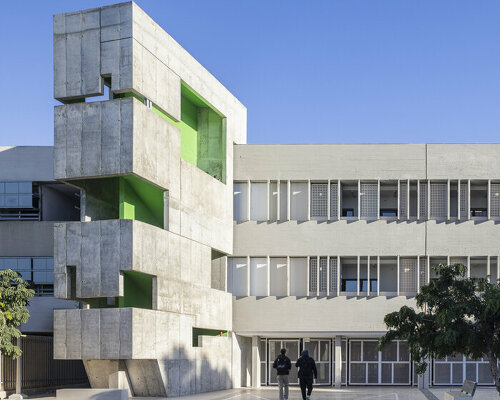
[1,1,499,145]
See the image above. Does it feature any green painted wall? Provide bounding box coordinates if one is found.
[118,84,227,182]
[119,175,164,229]
[118,271,153,309]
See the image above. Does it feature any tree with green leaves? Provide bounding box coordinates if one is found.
[0,269,34,358]
[378,263,500,395]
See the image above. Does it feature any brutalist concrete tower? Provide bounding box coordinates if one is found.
[52,2,247,396]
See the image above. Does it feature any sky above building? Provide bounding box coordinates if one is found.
[1,0,499,145]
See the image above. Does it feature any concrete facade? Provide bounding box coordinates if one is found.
[231,143,500,388]
[43,1,500,396]
[52,1,247,397]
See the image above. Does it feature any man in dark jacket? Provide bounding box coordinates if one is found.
[273,348,291,400]
[295,349,317,400]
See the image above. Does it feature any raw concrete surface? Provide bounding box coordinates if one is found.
[16,386,500,399]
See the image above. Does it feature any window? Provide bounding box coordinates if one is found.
[0,181,39,220]
[0,257,54,296]
[310,183,328,218]
[342,208,354,217]
[380,209,397,217]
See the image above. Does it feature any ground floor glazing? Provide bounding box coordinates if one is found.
[258,338,495,387]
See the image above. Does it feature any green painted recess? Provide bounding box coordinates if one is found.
[192,328,228,347]
[118,271,153,309]
[119,175,164,229]
[115,84,227,183]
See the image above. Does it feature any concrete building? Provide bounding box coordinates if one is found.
[0,146,87,390]
[0,0,493,397]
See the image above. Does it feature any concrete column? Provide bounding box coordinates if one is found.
[247,256,251,296]
[247,180,251,221]
[397,179,401,220]
[447,255,450,267]
[427,180,431,220]
[286,256,291,296]
[251,336,261,388]
[467,255,471,278]
[307,180,311,221]
[498,256,500,284]
[407,179,410,220]
[334,337,342,388]
[356,256,360,296]
[267,256,271,296]
[377,179,381,220]
[266,180,270,221]
[467,179,471,220]
[287,180,291,221]
[326,256,330,296]
[306,256,310,297]
[417,255,421,293]
[446,179,451,221]
[417,180,420,220]
[277,180,281,221]
[397,255,400,296]
[337,179,341,220]
[367,255,370,296]
[327,180,331,221]
[377,256,380,296]
[316,256,320,296]
[488,179,491,220]
[337,256,341,297]
[458,180,461,220]
[357,180,361,220]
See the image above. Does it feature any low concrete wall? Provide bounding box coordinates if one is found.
[56,388,127,400]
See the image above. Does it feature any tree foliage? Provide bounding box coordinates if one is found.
[378,263,500,394]
[0,269,34,358]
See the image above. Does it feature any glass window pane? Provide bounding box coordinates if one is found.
[367,363,378,383]
[5,195,18,207]
[363,341,378,362]
[350,341,361,361]
[341,362,347,383]
[261,363,266,384]
[320,341,330,362]
[33,258,46,270]
[0,195,5,207]
[318,363,330,383]
[289,366,298,384]
[284,341,299,360]
[478,363,493,384]
[18,194,32,208]
[452,363,463,384]
[399,342,409,361]
[350,363,366,384]
[269,363,278,384]
[269,341,279,360]
[466,363,477,382]
[18,182,32,194]
[5,182,18,194]
[306,340,319,360]
[393,363,410,384]
[381,342,397,361]
[434,363,450,384]
[0,182,4,193]
[381,363,392,383]
[259,340,266,361]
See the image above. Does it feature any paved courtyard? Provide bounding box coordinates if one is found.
[164,386,499,400]
[26,386,500,400]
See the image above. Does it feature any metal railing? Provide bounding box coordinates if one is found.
[1,335,88,391]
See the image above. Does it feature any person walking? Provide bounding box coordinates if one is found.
[295,349,317,400]
[273,348,291,400]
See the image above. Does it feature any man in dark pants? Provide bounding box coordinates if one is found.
[295,349,317,400]
[273,348,292,400]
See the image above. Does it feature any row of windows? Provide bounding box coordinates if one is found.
[0,257,54,296]
[227,256,498,297]
[0,181,37,210]
[233,180,500,222]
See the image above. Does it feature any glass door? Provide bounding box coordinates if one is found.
[306,339,331,385]
[268,339,300,385]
